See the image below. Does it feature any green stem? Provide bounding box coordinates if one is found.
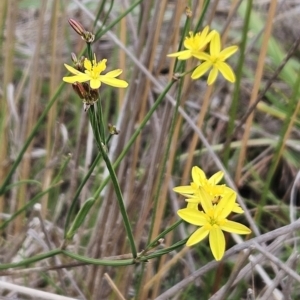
[0,249,61,270]
[145,219,183,252]
[64,152,102,236]
[223,0,252,165]
[95,0,143,41]
[62,250,135,266]
[95,132,137,258]
[93,80,176,199]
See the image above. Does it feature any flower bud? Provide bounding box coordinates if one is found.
[69,19,86,36]
[68,19,95,43]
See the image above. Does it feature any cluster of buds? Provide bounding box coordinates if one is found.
[69,19,95,43]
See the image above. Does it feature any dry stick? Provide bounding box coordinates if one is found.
[104,273,127,300]
[223,35,300,153]
[209,249,252,300]
[0,281,78,300]
[235,0,278,185]
[259,252,299,300]
[155,219,300,300]
[253,242,300,283]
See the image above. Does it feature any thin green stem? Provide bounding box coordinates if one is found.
[62,250,135,266]
[95,133,137,258]
[93,80,176,199]
[223,0,252,165]
[64,152,102,236]
[0,183,61,230]
[95,0,143,41]
[147,78,184,245]
[145,219,183,252]
[0,249,61,270]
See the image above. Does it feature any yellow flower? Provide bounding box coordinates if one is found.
[173,166,243,214]
[63,55,128,89]
[178,189,251,261]
[167,26,216,60]
[191,32,238,85]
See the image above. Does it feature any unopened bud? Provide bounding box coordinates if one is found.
[72,82,86,99]
[68,19,95,43]
[69,19,86,36]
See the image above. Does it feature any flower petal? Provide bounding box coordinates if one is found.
[207,66,218,85]
[173,186,195,194]
[210,32,221,56]
[209,227,225,260]
[198,188,213,213]
[193,52,210,61]
[63,74,90,84]
[215,191,236,218]
[208,171,224,185]
[99,76,128,88]
[90,79,101,89]
[105,69,123,77]
[219,45,238,60]
[220,220,251,234]
[167,50,192,60]
[84,59,92,71]
[192,166,206,184]
[217,62,236,83]
[232,203,244,214]
[177,208,207,226]
[191,61,212,80]
[186,227,209,246]
[64,64,84,75]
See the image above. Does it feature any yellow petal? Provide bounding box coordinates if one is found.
[208,171,224,185]
[99,76,128,88]
[217,62,236,83]
[210,32,221,56]
[63,74,90,83]
[173,186,195,194]
[207,66,218,85]
[177,208,207,226]
[64,63,84,75]
[84,59,92,71]
[90,79,101,89]
[105,69,123,78]
[220,220,251,234]
[219,45,238,60]
[209,227,225,261]
[198,188,213,213]
[167,50,192,60]
[216,191,236,218]
[186,227,209,246]
[192,166,206,184]
[191,61,212,80]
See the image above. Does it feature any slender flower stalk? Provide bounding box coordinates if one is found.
[178,189,251,261]
[192,31,238,85]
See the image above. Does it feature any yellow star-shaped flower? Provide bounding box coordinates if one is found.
[173,166,243,214]
[191,31,238,85]
[178,189,251,261]
[167,26,216,60]
[63,55,128,89]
